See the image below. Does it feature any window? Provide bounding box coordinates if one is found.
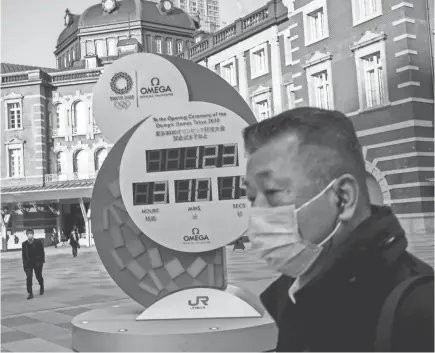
[250,43,269,79]
[285,83,296,109]
[312,71,330,109]
[177,40,183,53]
[96,40,107,57]
[166,39,173,55]
[256,100,271,121]
[155,37,162,54]
[86,40,95,55]
[52,104,65,136]
[107,38,118,56]
[362,52,384,108]
[94,148,108,172]
[303,0,329,46]
[221,58,236,86]
[56,152,66,174]
[8,148,23,177]
[6,102,22,129]
[352,34,388,109]
[72,101,87,135]
[67,50,71,67]
[73,150,89,179]
[352,0,382,25]
[251,86,272,122]
[305,54,334,109]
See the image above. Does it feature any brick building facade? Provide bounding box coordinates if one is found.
[1,0,434,253]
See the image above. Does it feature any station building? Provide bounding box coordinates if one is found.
[185,0,435,250]
[1,0,434,252]
[0,0,199,250]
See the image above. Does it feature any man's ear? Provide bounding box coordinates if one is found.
[332,174,359,222]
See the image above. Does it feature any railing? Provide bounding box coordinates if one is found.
[180,0,283,61]
[2,73,29,84]
[51,69,102,83]
[189,40,210,58]
[242,8,269,30]
[213,25,237,45]
[73,172,96,181]
[45,172,97,184]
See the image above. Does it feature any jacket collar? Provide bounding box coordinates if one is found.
[296,205,408,297]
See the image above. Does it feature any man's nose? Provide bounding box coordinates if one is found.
[252,193,269,208]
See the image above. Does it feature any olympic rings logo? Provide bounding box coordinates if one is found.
[114,100,131,110]
[110,72,133,95]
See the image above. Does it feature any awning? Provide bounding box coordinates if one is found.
[1,180,94,203]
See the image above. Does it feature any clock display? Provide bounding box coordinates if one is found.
[175,178,212,203]
[133,181,169,206]
[218,176,247,200]
[146,143,238,173]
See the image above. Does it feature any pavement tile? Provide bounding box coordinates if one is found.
[2,337,73,352]
[55,322,73,331]
[14,322,69,341]
[55,307,92,317]
[1,316,40,328]
[26,311,72,325]
[1,330,35,344]
[49,336,73,349]
[0,326,15,333]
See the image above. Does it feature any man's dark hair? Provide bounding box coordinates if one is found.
[25,229,34,235]
[243,107,367,190]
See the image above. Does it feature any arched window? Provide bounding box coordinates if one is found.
[56,152,66,174]
[94,148,108,172]
[72,101,87,134]
[73,150,89,179]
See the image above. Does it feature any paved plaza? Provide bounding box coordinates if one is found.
[1,234,433,353]
[0,244,279,352]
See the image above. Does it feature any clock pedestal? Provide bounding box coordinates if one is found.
[71,285,277,352]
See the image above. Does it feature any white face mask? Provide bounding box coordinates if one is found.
[247,179,342,278]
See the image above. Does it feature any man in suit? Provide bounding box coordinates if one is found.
[22,229,45,300]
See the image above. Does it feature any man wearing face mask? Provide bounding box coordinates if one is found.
[243,107,434,352]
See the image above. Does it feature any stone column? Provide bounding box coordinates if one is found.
[236,52,249,103]
[270,35,283,115]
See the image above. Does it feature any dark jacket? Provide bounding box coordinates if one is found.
[260,206,434,352]
[70,232,79,246]
[22,239,45,269]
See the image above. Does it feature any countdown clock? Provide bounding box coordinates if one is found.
[119,101,250,252]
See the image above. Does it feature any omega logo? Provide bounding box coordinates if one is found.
[140,77,173,96]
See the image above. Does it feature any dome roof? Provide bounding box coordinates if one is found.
[57,0,196,48]
[57,14,80,47]
[79,0,196,29]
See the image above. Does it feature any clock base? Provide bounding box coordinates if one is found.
[71,301,277,352]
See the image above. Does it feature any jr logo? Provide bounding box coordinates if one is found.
[188,296,209,307]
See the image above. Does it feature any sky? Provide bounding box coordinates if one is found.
[1,0,268,68]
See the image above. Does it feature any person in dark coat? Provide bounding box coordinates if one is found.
[22,229,45,300]
[70,229,80,257]
[243,107,434,352]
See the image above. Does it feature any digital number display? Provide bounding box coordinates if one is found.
[146,144,239,173]
[132,181,169,206]
[218,176,247,200]
[175,178,212,203]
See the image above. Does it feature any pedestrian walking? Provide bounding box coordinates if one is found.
[22,229,45,300]
[52,228,59,248]
[244,107,434,352]
[70,229,80,257]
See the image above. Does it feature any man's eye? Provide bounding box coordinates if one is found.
[265,190,280,196]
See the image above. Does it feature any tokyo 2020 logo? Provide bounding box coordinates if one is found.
[110,72,133,95]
